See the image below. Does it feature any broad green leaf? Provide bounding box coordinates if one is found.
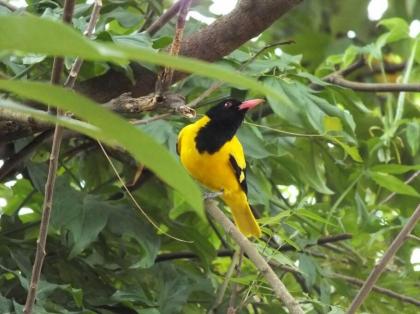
[0,82,203,213]
[0,15,293,107]
[378,18,409,43]
[369,171,420,197]
[371,164,420,174]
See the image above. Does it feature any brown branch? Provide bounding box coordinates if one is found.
[0,0,17,11]
[205,199,304,314]
[326,75,420,92]
[145,0,182,36]
[23,1,102,312]
[347,203,420,314]
[329,272,420,307]
[77,0,302,102]
[157,0,193,93]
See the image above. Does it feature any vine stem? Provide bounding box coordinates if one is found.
[347,203,420,314]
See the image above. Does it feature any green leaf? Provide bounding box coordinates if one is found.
[323,116,343,132]
[406,121,420,156]
[329,137,363,162]
[0,82,203,214]
[0,15,293,108]
[378,18,410,43]
[371,164,420,174]
[369,171,420,197]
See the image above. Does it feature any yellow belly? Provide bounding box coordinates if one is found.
[178,117,243,193]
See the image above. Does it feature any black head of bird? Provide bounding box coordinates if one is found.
[195,98,265,154]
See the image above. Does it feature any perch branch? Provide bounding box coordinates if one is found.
[23,1,102,313]
[347,203,420,314]
[205,199,304,314]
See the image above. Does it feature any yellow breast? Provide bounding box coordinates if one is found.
[177,116,244,193]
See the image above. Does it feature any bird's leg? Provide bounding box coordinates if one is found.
[204,190,223,200]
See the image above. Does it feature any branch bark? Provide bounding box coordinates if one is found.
[205,199,304,314]
[77,0,303,102]
[23,1,102,312]
[347,203,420,314]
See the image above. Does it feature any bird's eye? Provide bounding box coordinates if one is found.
[224,101,232,108]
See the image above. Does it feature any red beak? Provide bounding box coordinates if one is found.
[239,98,265,110]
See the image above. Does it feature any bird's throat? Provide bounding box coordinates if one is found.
[195,115,242,154]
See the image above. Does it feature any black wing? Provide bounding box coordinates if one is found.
[229,154,248,194]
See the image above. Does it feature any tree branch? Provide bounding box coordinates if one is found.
[205,199,304,314]
[347,203,420,314]
[77,0,303,102]
[23,1,102,312]
[329,272,420,307]
[326,75,420,92]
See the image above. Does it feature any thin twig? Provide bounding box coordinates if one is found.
[64,0,103,89]
[0,130,52,181]
[228,249,244,313]
[23,1,101,313]
[378,171,420,206]
[209,249,242,313]
[145,0,181,36]
[326,75,420,92]
[157,0,193,93]
[205,199,304,314]
[347,203,420,314]
[48,0,75,113]
[407,234,420,242]
[154,233,352,262]
[329,272,420,307]
[187,40,295,108]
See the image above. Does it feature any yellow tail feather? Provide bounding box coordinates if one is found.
[223,191,262,238]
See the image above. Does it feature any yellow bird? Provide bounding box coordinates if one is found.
[177,98,264,237]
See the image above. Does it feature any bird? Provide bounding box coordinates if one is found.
[177,98,265,237]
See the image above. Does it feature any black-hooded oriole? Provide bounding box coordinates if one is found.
[177,98,264,237]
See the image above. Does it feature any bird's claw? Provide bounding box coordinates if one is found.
[204,191,223,200]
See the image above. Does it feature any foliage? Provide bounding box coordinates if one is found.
[0,0,419,313]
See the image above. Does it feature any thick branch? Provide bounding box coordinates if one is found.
[77,0,303,102]
[0,0,17,11]
[205,199,304,314]
[347,203,420,314]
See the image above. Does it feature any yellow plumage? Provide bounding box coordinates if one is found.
[178,116,261,238]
